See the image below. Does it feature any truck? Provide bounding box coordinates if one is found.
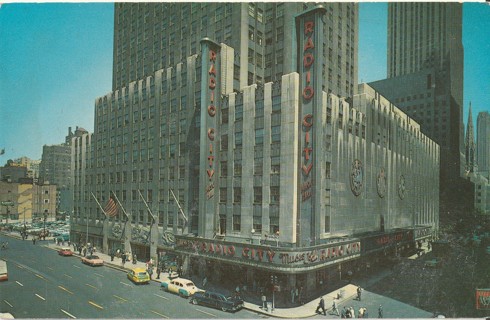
[0,259,7,281]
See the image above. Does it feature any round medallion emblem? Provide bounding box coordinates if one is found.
[398,175,406,200]
[377,168,387,198]
[350,159,363,196]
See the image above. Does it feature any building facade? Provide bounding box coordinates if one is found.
[477,111,490,179]
[71,5,439,295]
[0,181,57,222]
[368,2,466,217]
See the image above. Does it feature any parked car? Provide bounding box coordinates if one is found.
[58,247,73,256]
[191,291,244,312]
[127,268,150,284]
[424,258,441,268]
[81,255,104,266]
[160,278,201,298]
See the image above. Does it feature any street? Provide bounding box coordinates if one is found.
[0,236,262,319]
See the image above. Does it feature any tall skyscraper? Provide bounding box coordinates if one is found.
[112,3,358,98]
[465,104,476,173]
[477,111,490,178]
[369,2,467,216]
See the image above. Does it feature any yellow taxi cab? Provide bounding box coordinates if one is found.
[127,267,150,284]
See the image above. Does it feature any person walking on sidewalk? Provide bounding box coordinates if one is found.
[332,299,340,316]
[378,305,383,318]
[357,286,362,301]
[316,296,327,316]
[121,252,126,267]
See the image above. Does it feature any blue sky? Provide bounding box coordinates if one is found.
[0,2,489,161]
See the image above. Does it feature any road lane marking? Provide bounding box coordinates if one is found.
[60,309,77,319]
[16,264,24,269]
[35,274,46,280]
[195,308,217,317]
[3,300,13,307]
[150,310,169,318]
[94,273,104,277]
[72,265,81,269]
[120,281,131,287]
[47,266,54,270]
[63,274,73,279]
[15,281,24,286]
[86,283,97,290]
[58,285,74,295]
[113,295,128,302]
[88,301,103,310]
[35,294,46,301]
[153,293,169,300]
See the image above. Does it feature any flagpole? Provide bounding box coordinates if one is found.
[138,190,157,223]
[170,189,188,222]
[111,191,130,220]
[91,192,108,218]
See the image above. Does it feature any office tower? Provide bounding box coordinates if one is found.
[369,3,467,216]
[465,104,476,173]
[477,111,490,178]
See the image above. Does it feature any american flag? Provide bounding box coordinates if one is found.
[104,196,118,217]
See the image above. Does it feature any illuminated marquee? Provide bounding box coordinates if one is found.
[301,20,315,202]
[206,49,217,199]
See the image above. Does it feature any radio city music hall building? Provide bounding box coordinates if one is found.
[71,6,439,293]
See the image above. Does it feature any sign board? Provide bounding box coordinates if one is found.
[476,289,490,310]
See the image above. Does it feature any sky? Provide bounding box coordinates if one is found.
[0,2,489,162]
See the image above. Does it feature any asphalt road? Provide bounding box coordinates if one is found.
[0,236,263,319]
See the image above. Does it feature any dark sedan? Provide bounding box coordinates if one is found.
[190,291,244,312]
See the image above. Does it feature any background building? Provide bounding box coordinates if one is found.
[39,126,87,218]
[477,111,490,179]
[112,2,358,99]
[368,3,468,219]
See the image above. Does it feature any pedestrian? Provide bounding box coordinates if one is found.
[32,238,36,245]
[341,306,347,318]
[156,265,161,279]
[316,296,326,315]
[261,292,267,310]
[298,286,304,305]
[358,307,365,318]
[291,287,296,304]
[147,266,153,279]
[346,307,352,318]
[378,305,383,318]
[82,247,87,257]
[202,276,208,288]
[122,252,126,266]
[178,265,183,277]
[332,299,340,316]
[357,286,362,301]
[78,246,82,255]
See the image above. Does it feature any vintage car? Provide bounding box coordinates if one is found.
[58,247,73,256]
[190,291,244,312]
[81,255,104,266]
[160,277,201,298]
[127,268,150,284]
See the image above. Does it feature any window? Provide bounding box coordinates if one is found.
[233,187,241,203]
[271,125,281,142]
[220,188,227,203]
[254,187,262,203]
[221,134,228,150]
[234,160,242,176]
[255,128,264,145]
[220,161,227,177]
[233,215,241,231]
[248,3,255,17]
[235,132,243,147]
[270,186,280,203]
[167,211,174,227]
[249,26,255,41]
